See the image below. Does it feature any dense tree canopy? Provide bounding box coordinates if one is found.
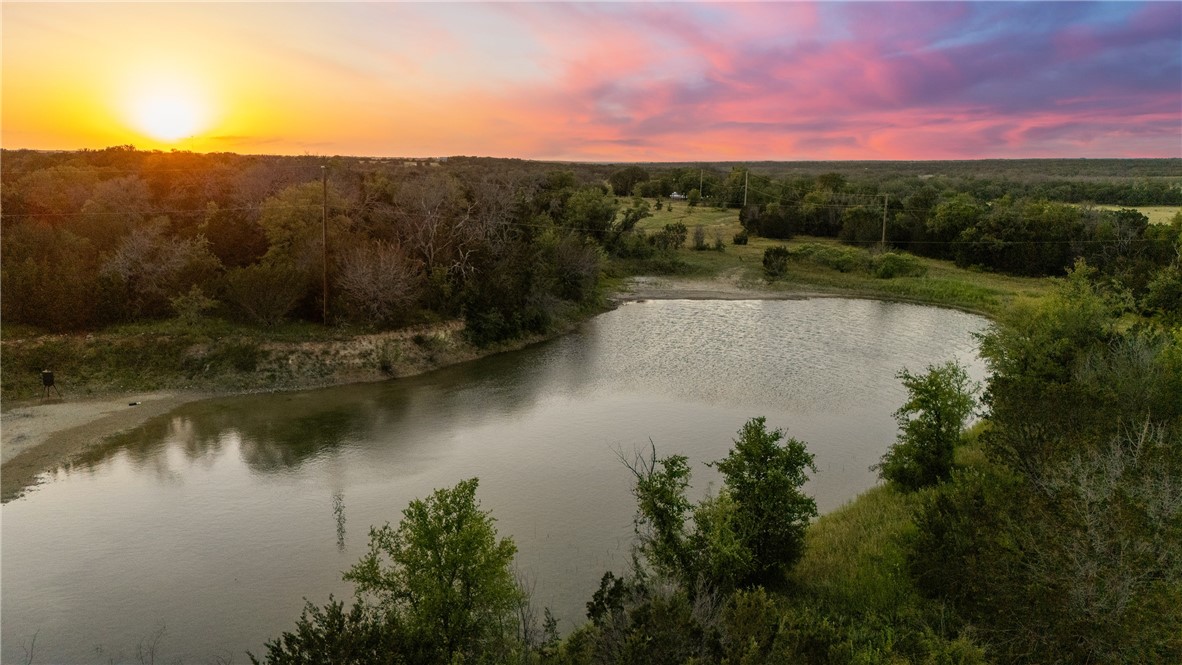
[3,149,1178,333]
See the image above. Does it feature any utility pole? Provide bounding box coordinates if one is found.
[743,170,749,207]
[880,193,888,251]
[322,165,328,324]
[698,169,703,195]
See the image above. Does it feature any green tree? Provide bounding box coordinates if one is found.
[564,186,618,242]
[255,479,524,664]
[343,478,522,664]
[713,417,817,587]
[608,165,650,197]
[629,418,816,591]
[629,450,695,583]
[259,181,351,274]
[199,201,268,268]
[926,193,983,259]
[222,263,307,326]
[0,223,101,330]
[876,361,976,491]
[838,204,881,246]
[77,175,153,251]
[1144,262,1182,323]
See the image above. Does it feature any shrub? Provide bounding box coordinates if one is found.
[792,243,868,273]
[376,340,401,376]
[651,223,688,251]
[692,225,708,251]
[732,230,749,246]
[336,241,422,326]
[762,246,791,280]
[872,252,928,279]
[612,230,656,259]
[170,285,218,326]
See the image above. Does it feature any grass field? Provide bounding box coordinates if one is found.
[1090,204,1180,225]
[633,200,1055,316]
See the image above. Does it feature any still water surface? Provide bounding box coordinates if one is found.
[2,299,987,663]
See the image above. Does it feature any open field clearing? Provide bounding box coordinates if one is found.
[1090,204,1180,224]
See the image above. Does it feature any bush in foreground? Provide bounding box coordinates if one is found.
[253,479,524,665]
[875,361,977,492]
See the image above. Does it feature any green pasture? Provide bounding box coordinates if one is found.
[1090,204,1181,225]
[631,200,1054,316]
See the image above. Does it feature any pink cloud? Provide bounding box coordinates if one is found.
[9,1,1176,160]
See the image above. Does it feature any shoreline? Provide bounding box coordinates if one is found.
[0,278,982,502]
[1,391,206,501]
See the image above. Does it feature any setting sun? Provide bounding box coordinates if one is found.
[132,92,201,141]
[123,78,212,143]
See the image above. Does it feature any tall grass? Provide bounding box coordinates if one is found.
[790,484,919,615]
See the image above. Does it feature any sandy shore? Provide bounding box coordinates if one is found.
[1,391,210,501]
[1,276,811,502]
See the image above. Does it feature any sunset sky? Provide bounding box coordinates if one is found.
[3,1,1179,161]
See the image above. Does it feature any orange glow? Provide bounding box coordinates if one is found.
[125,83,211,143]
[2,2,1177,160]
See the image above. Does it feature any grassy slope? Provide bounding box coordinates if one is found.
[790,483,919,616]
[782,430,996,659]
[638,200,1054,317]
[793,428,993,618]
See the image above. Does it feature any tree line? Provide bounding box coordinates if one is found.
[4,148,1178,335]
[738,174,1176,279]
[1,148,648,342]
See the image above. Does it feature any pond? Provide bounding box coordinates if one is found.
[1,298,988,663]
